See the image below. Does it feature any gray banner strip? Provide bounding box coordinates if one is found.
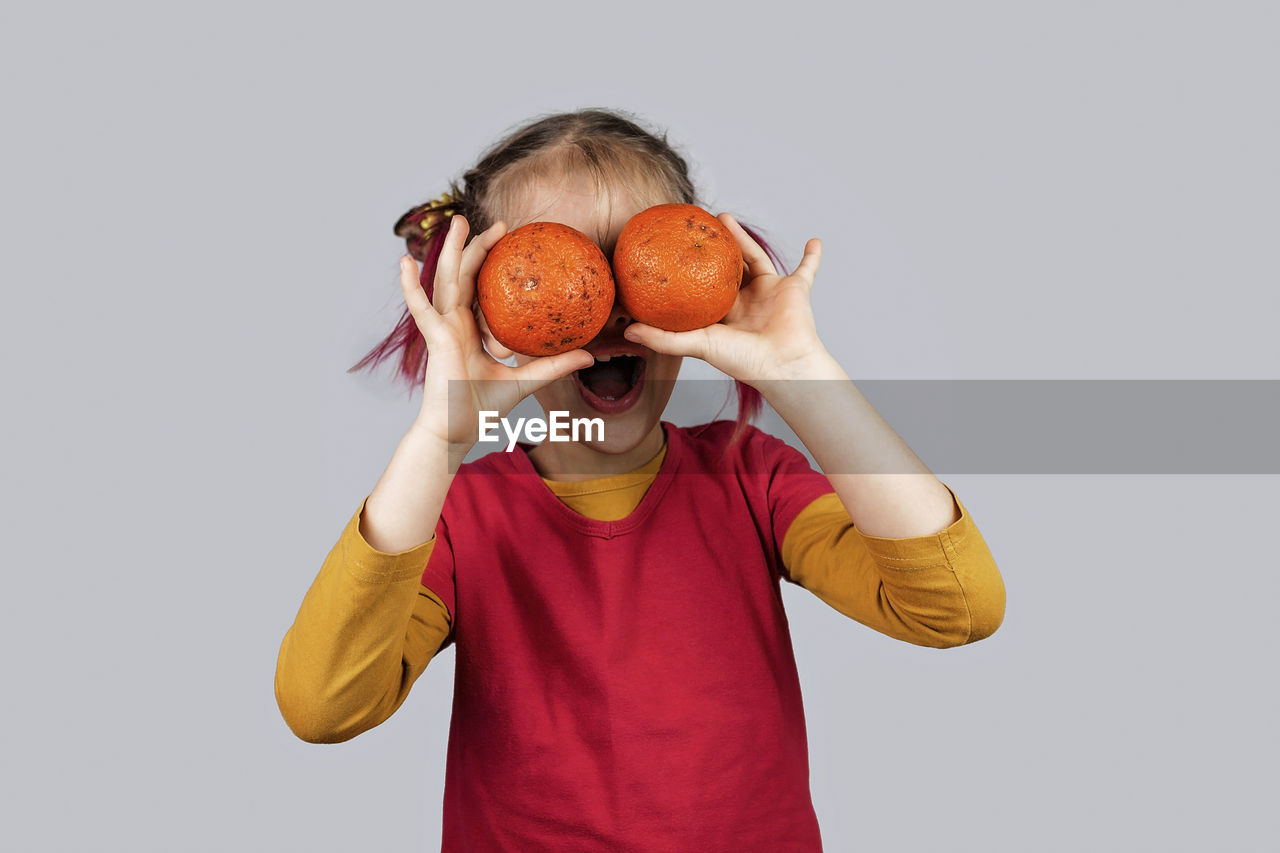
[457,380,1279,474]
[745,380,1280,474]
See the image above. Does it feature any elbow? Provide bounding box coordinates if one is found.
[886,575,1006,650]
[950,526,1007,646]
[916,550,1007,648]
[291,725,358,746]
[274,632,389,744]
[285,720,355,745]
[881,601,974,649]
[963,590,1005,645]
[958,566,1006,646]
[274,657,379,744]
[280,711,357,745]
[275,679,361,744]
[927,612,1002,649]
[929,571,1005,649]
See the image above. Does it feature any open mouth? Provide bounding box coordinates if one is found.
[572,354,646,414]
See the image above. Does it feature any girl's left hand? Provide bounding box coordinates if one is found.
[621,213,831,385]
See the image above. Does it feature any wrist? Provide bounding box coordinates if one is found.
[408,417,473,464]
[753,350,847,412]
[773,348,844,381]
[743,347,843,386]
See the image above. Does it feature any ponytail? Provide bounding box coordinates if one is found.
[347,188,467,388]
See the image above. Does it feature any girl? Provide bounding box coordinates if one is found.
[275,108,1005,851]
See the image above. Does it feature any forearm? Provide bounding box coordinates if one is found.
[361,418,468,553]
[759,353,959,539]
[275,502,445,743]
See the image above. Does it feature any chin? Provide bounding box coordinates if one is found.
[585,405,664,455]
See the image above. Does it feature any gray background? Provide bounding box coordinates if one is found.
[3,1,1277,850]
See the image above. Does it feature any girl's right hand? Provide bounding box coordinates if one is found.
[399,215,594,454]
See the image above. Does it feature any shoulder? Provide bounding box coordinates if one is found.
[672,419,749,457]
[674,418,738,446]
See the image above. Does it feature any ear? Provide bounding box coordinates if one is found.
[473,301,515,360]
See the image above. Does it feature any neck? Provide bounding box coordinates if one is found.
[526,421,666,481]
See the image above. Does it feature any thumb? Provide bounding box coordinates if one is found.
[623,323,712,359]
[475,303,515,359]
[507,348,595,396]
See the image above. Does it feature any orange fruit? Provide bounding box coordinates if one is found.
[612,203,744,332]
[477,221,615,356]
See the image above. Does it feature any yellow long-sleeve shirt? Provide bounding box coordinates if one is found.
[275,442,1005,744]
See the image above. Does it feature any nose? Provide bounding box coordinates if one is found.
[605,297,633,331]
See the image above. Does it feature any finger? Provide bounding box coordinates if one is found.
[722,290,750,325]
[622,322,713,360]
[792,238,822,287]
[475,301,515,360]
[718,212,778,279]
[400,255,447,340]
[457,220,507,308]
[432,215,471,313]
[507,348,595,396]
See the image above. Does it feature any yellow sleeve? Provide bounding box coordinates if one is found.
[780,484,1005,648]
[274,496,452,743]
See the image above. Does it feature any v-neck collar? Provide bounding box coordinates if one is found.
[505,421,685,539]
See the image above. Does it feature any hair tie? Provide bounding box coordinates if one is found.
[393,190,465,262]
[418,191,458,231]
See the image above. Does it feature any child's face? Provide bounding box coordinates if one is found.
[499,171,683,462]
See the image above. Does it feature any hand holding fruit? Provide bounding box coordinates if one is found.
[399,215,593,451]
[619,211,829,385]
[471,203,829,387]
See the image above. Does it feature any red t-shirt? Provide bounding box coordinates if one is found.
[421,420,835,850]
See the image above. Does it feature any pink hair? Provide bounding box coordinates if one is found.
[349,214,787,442]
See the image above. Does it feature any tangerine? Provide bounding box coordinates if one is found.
[477,221,615,357]
[611,203,744,332]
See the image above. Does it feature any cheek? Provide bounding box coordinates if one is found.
[652,354,683,381]
[531,374,574,411]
